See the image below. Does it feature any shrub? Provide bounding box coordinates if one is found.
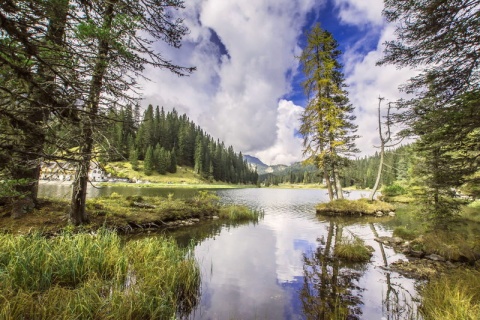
[382,184,406,197]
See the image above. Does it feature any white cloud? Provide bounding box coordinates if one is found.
[139,0,322,165]
[333,0,385,27]
[255,100,304,165]
[343,24,418,156]
[138,0,418,166]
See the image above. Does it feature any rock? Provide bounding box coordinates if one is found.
[392,237,404,245]
[212,216,219,220]
[191,218,200,223]
[388,211,396,217]
[409,250,425,258]
[12,197,35,219]
[375,211,384,217]
[426,254,446,262]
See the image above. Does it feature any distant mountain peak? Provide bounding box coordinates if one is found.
[244,155,290,174]
[243,155,268,168]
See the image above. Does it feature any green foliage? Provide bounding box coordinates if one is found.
[0,179,32,198]
[0,229,200,318]
[218,206,264,222]
[382,183,406,197]
[392,227,418,241]
[143,146,154,176]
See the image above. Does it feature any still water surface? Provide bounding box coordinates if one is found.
[38,184,420,319]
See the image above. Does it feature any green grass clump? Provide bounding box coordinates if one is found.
[461,200,480,222]
[316,198,395,216]
[420,269,480,320]
[218,205,264,222]
[393,226,419,240]
[334,238,373,262]
[0,229,200,319]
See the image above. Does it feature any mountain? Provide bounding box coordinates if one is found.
[244,155,288,175]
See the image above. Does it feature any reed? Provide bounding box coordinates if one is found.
[0,229,200,319]
[218,205,264,222]
[420,269,480,320]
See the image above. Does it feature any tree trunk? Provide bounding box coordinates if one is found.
[332,163,344,199]
[369,144,384,201]
[70,1,115,224]
[323,165,334,201]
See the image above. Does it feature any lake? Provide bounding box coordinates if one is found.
[38,184,420,319]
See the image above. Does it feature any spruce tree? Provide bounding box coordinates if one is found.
[144,146,154,176]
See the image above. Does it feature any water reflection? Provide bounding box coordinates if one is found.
[39,185,422,319]
[301,221,365,319]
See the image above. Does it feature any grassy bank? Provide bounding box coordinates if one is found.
[0,191,263,234]
[0,229,200,319]
[384,201,480,319]
[420,269,480,320]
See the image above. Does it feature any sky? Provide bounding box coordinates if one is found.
[139,0,417,165]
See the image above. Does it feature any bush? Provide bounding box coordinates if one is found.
[382,184,406,197]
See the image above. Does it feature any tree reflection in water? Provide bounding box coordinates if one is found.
[370,223,419,320]
[300,221,365,320]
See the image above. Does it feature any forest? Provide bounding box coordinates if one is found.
[103,104,258,184]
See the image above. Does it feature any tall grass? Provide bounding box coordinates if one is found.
[218,205,264,222]
[420,269,480,320]
[0,229,200,319]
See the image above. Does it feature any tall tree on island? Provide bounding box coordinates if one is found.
[298,24,359,201]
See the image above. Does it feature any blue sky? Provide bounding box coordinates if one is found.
[140,0,416,165]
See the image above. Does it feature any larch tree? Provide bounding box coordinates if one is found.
[298,24,358,201]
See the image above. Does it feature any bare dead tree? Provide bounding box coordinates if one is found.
[369,97,402,201]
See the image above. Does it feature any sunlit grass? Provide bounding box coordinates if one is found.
[0,229,200,319]
[420,269,480,320]
[316,198,395,216]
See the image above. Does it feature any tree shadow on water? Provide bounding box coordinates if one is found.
[300,221,365,320]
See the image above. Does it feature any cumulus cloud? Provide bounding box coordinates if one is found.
[138,0,418,165]
[333,0,384,27]
[343,38,418,156]
[139,0,322,165]
[255,100,304,165]
[334,0,418,156]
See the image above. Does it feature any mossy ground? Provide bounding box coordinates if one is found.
[0,192,262,234]
[316,198,395,216]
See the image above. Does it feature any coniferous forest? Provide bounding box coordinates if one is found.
[103,104,258,184]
